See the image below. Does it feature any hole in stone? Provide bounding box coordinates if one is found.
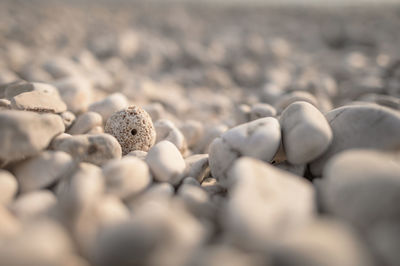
[131,128,137,136]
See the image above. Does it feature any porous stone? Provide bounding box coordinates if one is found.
[224,157,315,249]
[0,110,65,164]
[89,92,128,122]
[12,151,74,193]
[10,82,67,113]
[102,156,151,199]
[154,119,187,152]
[68,112,103,135]
[280,101,332,164]
[320,149,400,230]
[51,133,122,166]
[209,117,281,186]
[146,140,186,185]
[0,170,18,205]
[105,105,156,155]
[310,104,400,176]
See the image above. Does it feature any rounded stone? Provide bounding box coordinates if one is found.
[105,105,156,155]
[0,170,18,205]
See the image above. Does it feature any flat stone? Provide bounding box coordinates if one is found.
[310,104,400,176]
[320,149,400,230]
[0,170,18,205]
[145,140,186,185]
[10,82,67,113]
[68,112,103,135]
[102,156,151,199]
[209,117,281,186]
[0,110,65,165]
[89,93,128,123]
[224,157,315,249]
[280,101,332,164]
[51,133,122,166]
[12,151,74,193]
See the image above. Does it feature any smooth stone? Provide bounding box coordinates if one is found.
[87,126,104,134]
[126,150,147,160]
[12,151,74,193]
[10,82,67,113]
[182,177,201,187]
[102,157,151,199]
[143,102,165,121]
[0,110,65,164]
[60,111,76,130]
[51,133,121,166]
[320,149,400,230]
[88,93,128,123]
[0,99,11,110]
[68,112,103,135]
[272,219,373,266]
[179,120,204,148]
[275,91,319,113]
[250,103,277,120]
[193,124,228,154]
[184,154,210,183]
[275,161,306,177]
[4,81,34,99]
[358,93,400,110]
[154,119,187,153]
[43,57,80,79]
[10,190,57,220]
[234,104,251,125]
[209,117,281,186]
[177,184,214,219]
[368,222,400,266]
[310,104,400,176]
[145,140,186,185]
[280,101,333,164]
[224,157,315,249]
[0,170,18,205]
[0,206,21,237]
[52,75,93,114]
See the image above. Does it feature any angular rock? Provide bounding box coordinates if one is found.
[224,157,315,249]
[310,104,400,176]
[280,101,332,164]
[146,140,186,185]
[51,133,121,166]
[209,117,281,186]
[102,156,151,199]
[0,110,65,164]
[12,151,74,193]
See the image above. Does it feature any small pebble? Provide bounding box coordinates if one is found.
[89,92,128,122]
[154,119,187,153]
[68,111,103,135]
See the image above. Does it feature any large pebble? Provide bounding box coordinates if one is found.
[224,157,315,249]
[310,104,400,176]
[51,133,121,166]
[209,117,281,186]
[12,151,74,193]
[146,140,186,185]
[10,82,67,113]
[280,101,332,164]
[0,110,65,164]
[0,170,18,205]
[272,219,373,266]
[88,92,128,122]
[320,149,400,230]
[68,111,103,135]
[102,156,151,199]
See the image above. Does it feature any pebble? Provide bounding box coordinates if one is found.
[310,104,400,176]
[249,103,277,120]
[42,57,80,79]
[0,98,11,110]
[320,149,400,230]
[126,150,147,160]
[272,219,373,266]
[89,92,129,123]
[12,151,74,193]
[60,111,76,130]
[193,124,228,154]
[224,157,315,249]
[102,156,151,199]
[105,105,156,154]
[280,101,333,164]
[143,102,165,121]
[52,75,93,114]
[68,111,103,135]
[275,91,319,113]
[0,206,21,237]
[0,170,18,205]
[10,190,57,220]
[0,110,65,165]
[179,120,204,148]
[184,154,210,183]
[51,133,122,166]
[4,80,34,99]
[154,119,187,153]
[145,140,186,185]
[209,117,281,186]
[10,82,67,113]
